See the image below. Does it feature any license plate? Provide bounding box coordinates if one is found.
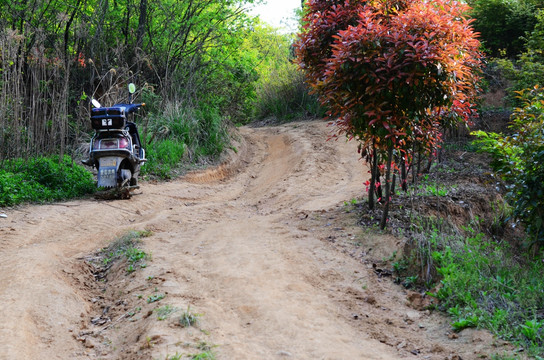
[101,159,117,167]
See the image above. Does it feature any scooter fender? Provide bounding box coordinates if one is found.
[97,156,123,188]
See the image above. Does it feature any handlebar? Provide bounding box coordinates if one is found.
[114,103,145,114]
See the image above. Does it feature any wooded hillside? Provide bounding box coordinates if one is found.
[0,0,307,162]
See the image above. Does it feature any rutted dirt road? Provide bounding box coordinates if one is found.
[0,121,510,359]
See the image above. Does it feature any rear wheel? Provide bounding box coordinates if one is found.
[119,167,132,188]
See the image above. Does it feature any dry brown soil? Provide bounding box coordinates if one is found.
[0,121,512,359]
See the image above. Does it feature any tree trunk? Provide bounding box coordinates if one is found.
[136,0,147,50]
[380,143,394,229]
[401,153,407,192]
[368,143,377,210]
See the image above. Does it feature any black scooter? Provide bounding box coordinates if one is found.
[83,83,146,198]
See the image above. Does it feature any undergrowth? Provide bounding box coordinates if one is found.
[433,226,544,355]
[97,230,152,274]
[0,155,95,206]
[392,203,544,357]
[141,101,229,180]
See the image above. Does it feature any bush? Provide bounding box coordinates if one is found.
[493,54,544,106]
[472,86,544,246]
[0,155,95,206]
[141,101,229,179]
[253,62,323,121]
[432,228,544,354]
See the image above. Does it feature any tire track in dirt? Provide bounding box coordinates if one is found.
[0,121,510,359]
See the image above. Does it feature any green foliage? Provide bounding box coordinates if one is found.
[179,305,201,328]
[0,0,276,164]
[155,305,179,321]
[472,86,544,245]
[245,24,322,122]
[398,222,544,354]
[429,230,544,354]
[141,101,229,179]
[254,62,323,121]
[147,293,165,304]
[99,230,152,274]
[488,9,544,105]
[0,155,95,206]
[493,55,544,106]
[468,0,538,58]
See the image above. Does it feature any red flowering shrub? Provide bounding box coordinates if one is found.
[296,0,483,228]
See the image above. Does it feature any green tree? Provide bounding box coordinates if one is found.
[468,0,538,58]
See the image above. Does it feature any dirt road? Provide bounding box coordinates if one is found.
[0,121,508,359]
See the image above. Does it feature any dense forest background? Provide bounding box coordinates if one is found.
[0,0,317,168]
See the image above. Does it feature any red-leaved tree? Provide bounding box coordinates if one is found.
[296,0,482,228]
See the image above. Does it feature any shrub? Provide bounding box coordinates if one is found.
[435,231,544,352]
[141,101,229,179]
[472,86,544,246]
[0,155,95,206]
[253,62,323,121]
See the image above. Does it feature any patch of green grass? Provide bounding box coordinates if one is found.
[147,293,165,304]
[190,342,216,360]
[415,183,455,197]
[179,305,201,328]
[403,223,544,356]
[141,102,229,180]
[190,351,215,360]
[164,353,182,360]
[99,230,152,273]
[0,155,95,206]
[155,305,179,320]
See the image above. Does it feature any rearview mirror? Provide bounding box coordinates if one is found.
[128,83,136,94]
[91,98,101,108]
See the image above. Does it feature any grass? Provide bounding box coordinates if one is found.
[155,305,179,320]
[397,221,544,356]
[99,230,152,273]
[164,353,182,360]
[0,155,95,206]
[141,101,229,180]
[147,293,165,304]
[179,305,201,328]
[190,342,216,360]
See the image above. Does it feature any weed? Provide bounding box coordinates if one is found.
[126,247,147,264]
[155,305,179,320]
[396,210,544,354]
[402,275,418,289]
[414,182,455,197]
[190,342,216,360]
[521,319,543,343]
[179,305,201,328]
[452,315,479,332]
[96,230,152,274]
[147,294,165,304]
[141,102,229,179]
[127,307,142,317]
[164,353,182,360]
[191,352,215,360]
